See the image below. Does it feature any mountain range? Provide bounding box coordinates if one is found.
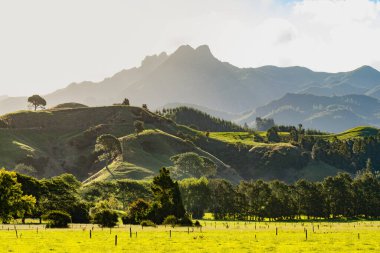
[2,45,380,132]
[237,93,380,133]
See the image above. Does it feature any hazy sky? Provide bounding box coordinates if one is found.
[1,0,380,96]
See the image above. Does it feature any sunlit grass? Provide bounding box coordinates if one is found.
[1,221,379,252]
[208,131,292,147]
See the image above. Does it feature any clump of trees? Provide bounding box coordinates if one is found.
[122,98,130,106]
[255,117,275,131]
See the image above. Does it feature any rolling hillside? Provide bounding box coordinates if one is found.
[1,105,379,183]
[0,106,240,182]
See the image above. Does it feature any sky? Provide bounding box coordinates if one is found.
[1,0,380,96]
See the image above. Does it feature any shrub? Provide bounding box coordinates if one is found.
[43,210,71,228]
[92,209,119,228]
[194,220,202,227]
[162,215,177,227]
[140,220,156,227]
[178,215,193,226]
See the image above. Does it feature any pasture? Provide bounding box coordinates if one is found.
[1,221,379,252]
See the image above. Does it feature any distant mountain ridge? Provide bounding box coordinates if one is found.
[1,45,380,118]
[237,93,380,132]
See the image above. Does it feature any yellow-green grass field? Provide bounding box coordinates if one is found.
[1,221,379,252]
[208,132,292,147]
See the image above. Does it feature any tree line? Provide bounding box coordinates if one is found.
[2,165,379,227]
[156,107,246,132]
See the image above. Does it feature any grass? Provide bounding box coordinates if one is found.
[322,126,379,140]
[0,221,379,252]
[208,131,292,147]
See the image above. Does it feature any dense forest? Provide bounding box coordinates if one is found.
[156,107,245,132]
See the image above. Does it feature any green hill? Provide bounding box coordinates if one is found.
[84,129,240,184]
[1,106,379,184]
[52,103,89,109]
[324,126,379,140]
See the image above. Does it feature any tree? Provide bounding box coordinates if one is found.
[149,168,185,224]
[134,120,145,134]
[92,209,119,228]
[124,199,151,224]
[122,98,130,106]
[28,95,46,111]
[40,174,88,223]
[170,152,217,179]
[256,117,275,131]
[323,173,354,218]
[43,210,71,228]
[142,104,148,110]
[95,134,122,177]
[267,127,280,143]
[162,215,177,227]
[179,177,211,219]
[0,169,36,223]
[353,169,380,218]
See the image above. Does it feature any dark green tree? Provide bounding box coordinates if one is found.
[267,127,280,143]
[149,168,185,224]
[0,170,36,223]
[95,134,122,177]
[170,152,217,179]
[28,95,46,111]
[122,98,130,105]
[134,120,145,134]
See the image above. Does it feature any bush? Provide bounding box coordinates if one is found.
[140,220,156,227]
[162,215,177,227]
[92,209,119,228]
[70,202,91,223]
[178,215,193,226]
[194,220,202,227]
[43,210,71,228]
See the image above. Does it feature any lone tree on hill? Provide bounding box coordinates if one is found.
[122,98,130,106]
[95,134,122,178]
[142,104,148,110]
[28,95,47,111]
